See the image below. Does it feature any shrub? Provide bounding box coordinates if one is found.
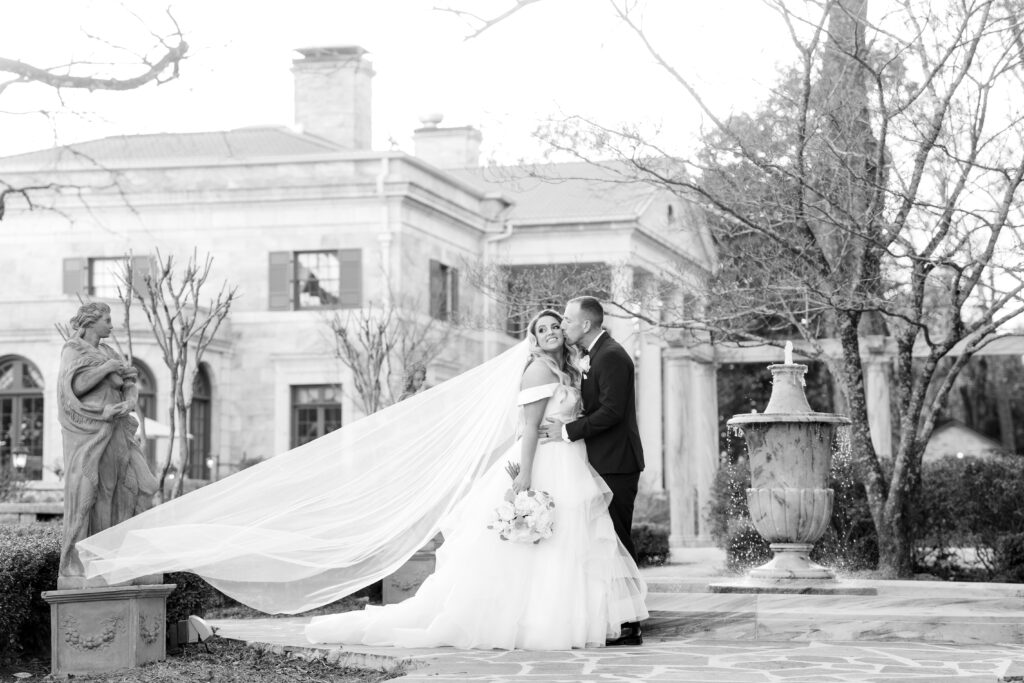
[0,523,61,664]
[995,533,1024,583]
[632,522,669,567]
[723,520,771,572]
[912,455,1024,579]
[165,571,220,625]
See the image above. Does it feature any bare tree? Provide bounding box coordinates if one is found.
[0,7,188,219]
[120,250,235,500]
[465,261,616,336]
[328,295,457,415]
[453,0,1024,576]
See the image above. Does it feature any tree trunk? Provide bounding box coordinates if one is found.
[835,310,911,574]
[172,396,188,499]
[876,466,917,577]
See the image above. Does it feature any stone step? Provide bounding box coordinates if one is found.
[645,574,1024,597]
[644,589,1024,644]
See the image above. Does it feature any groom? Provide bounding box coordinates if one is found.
[540,295,645,646]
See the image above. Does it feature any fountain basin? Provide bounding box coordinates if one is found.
[725,360,853,584]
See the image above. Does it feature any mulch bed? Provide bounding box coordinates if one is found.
[1,636,402,682]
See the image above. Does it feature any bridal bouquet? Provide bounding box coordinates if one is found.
[487,462,555,544]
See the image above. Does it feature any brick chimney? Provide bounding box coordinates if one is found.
[292,46,374,149]
[413,113,482,168]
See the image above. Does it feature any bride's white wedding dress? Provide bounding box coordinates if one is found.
[305,382,648,650]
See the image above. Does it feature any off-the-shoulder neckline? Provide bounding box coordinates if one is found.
[520,381,559,390]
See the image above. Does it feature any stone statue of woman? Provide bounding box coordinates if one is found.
[58,302,159,586]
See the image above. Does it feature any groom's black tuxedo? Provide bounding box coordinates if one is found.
[565,332,644,560]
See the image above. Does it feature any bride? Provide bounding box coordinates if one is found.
[76,309,647,650]
[305,310,647,649]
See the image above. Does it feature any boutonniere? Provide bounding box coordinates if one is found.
[576,355,591,378]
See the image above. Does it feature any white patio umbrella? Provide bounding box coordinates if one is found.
[136,417,192,439]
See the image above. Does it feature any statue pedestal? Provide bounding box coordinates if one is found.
[41,583,176,676]
[383,534,442,604]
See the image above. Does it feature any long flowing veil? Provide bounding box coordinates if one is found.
[78,340,529,614]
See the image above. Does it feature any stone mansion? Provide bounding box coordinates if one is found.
[0,46,719,547]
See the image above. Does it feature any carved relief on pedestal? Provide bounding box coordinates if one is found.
[138,614,161,645]
[61,614,125,651]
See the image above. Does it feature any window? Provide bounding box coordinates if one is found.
[296,251,340,308]
[429,259,459,321]
[291,385,342,448]
[63,256,152,299]
[188,365,212,479]
[268,250,362,311]
[0,356,44,481]
[88,257,125,299]
[132,361,157,471]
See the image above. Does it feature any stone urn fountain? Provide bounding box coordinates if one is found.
[725,343,850,584]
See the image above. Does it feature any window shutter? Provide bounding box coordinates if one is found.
[429,259,444,319]
[130,255,153,296]
[62,258,88,297]
[268,251,293,311]
[449,267,459,322]
[337,249,362,309]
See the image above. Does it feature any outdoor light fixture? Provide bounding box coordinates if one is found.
[11,445,29,471]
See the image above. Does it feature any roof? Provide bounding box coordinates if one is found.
[0,132,680,229]
[915,333,1024,358]
[448,162,666,225]
[0,127,342,170]
[923,419,1009,460]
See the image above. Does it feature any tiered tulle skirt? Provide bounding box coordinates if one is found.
[305,438,648,650]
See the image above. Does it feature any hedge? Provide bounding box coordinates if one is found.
[0,523,61,664]
[912,455,1024,580]
[709,451,1024,581]
[0,524,222,664]
[632,522,669,567]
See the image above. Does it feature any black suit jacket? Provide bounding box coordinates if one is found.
[565,333,644,475]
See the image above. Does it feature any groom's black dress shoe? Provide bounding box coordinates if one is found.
[605,623,642,646]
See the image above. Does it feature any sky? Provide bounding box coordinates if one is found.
[0,0,797,164]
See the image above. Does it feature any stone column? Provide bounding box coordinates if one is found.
[637,332,664,492]
[663,352,687,546]
[664,347,720,548]
[862,336,892,460]
[635,273,664,492]
[605,265,636,356]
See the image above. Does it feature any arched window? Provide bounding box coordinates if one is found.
[188,365,212,479]
[0,356,44,480]
[132,360,157,471]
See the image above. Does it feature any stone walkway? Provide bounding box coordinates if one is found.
[207,550,1024,681]
[211,616,1024,682]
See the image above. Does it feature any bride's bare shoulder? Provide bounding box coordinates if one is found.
[520,359,558,389]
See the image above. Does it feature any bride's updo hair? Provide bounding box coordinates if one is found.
[526,309,582,388]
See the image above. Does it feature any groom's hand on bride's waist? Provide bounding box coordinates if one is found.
[539,418,568,444]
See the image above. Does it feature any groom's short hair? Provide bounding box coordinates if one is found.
[570,296,604,326]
